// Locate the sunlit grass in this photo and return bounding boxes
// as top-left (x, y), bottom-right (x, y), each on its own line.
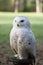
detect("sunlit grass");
top-left (0, 12), bottom-right (43, 44)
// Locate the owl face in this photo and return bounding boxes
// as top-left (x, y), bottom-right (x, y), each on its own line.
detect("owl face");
top-left (13, 16), bottom-right (30, 28)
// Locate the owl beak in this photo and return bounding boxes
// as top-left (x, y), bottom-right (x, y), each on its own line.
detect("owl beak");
top-left (17, 24), bottom-right (19, 27)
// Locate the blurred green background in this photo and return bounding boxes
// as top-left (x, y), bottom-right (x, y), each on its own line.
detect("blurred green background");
top-left (0, 0), bottom-right (43, 12)
top-left (0, 0), bottom-right (43, 45)
top-left (0, 12), bottom-right (43, 45)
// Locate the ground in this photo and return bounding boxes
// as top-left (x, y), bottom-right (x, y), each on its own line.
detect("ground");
top-left (36, 44), bottom-right (43, 65)
top-left (0, 44), bottom-right (43, 65)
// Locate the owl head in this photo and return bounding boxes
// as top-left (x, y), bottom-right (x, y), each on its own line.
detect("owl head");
top-left (13, 16), bottom-right (30, 28)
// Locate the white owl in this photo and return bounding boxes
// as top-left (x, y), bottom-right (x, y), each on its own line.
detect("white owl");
top-left (10, 16), bottom-right (36, 64)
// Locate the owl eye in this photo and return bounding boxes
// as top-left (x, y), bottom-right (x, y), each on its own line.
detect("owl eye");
top-left (20, 20), bottom-right (24, 22)
top-left (15, 20), bottom-right (16, 22)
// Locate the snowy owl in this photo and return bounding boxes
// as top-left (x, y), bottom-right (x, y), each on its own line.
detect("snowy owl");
top-left (10, 16), bottom-right (36, 64)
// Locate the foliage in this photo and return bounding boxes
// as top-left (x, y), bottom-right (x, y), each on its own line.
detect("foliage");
top-left (42, 4), bottom-right (43, 11)
top-left (26, 4), bottom-right (36, 12)
top-left (0, 0), bottom-right (14, 12)
top-left (0, 0), bottom-right (43, 12)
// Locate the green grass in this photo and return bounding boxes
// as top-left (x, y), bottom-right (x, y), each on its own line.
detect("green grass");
top-left (0, 12), bottom-right (43, 44)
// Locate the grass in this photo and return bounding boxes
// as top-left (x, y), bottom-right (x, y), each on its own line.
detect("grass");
top-left (0, 12), bottom-right (43, 45)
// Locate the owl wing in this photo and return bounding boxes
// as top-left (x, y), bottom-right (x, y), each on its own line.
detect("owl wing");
top-left (10, 28), bottom-right (18, 54)
top-left (27, 29), bottom-right (36, 57)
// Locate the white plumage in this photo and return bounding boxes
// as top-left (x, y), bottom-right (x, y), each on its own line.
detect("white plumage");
top-left (10, 16), bottom-right (36, 61)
